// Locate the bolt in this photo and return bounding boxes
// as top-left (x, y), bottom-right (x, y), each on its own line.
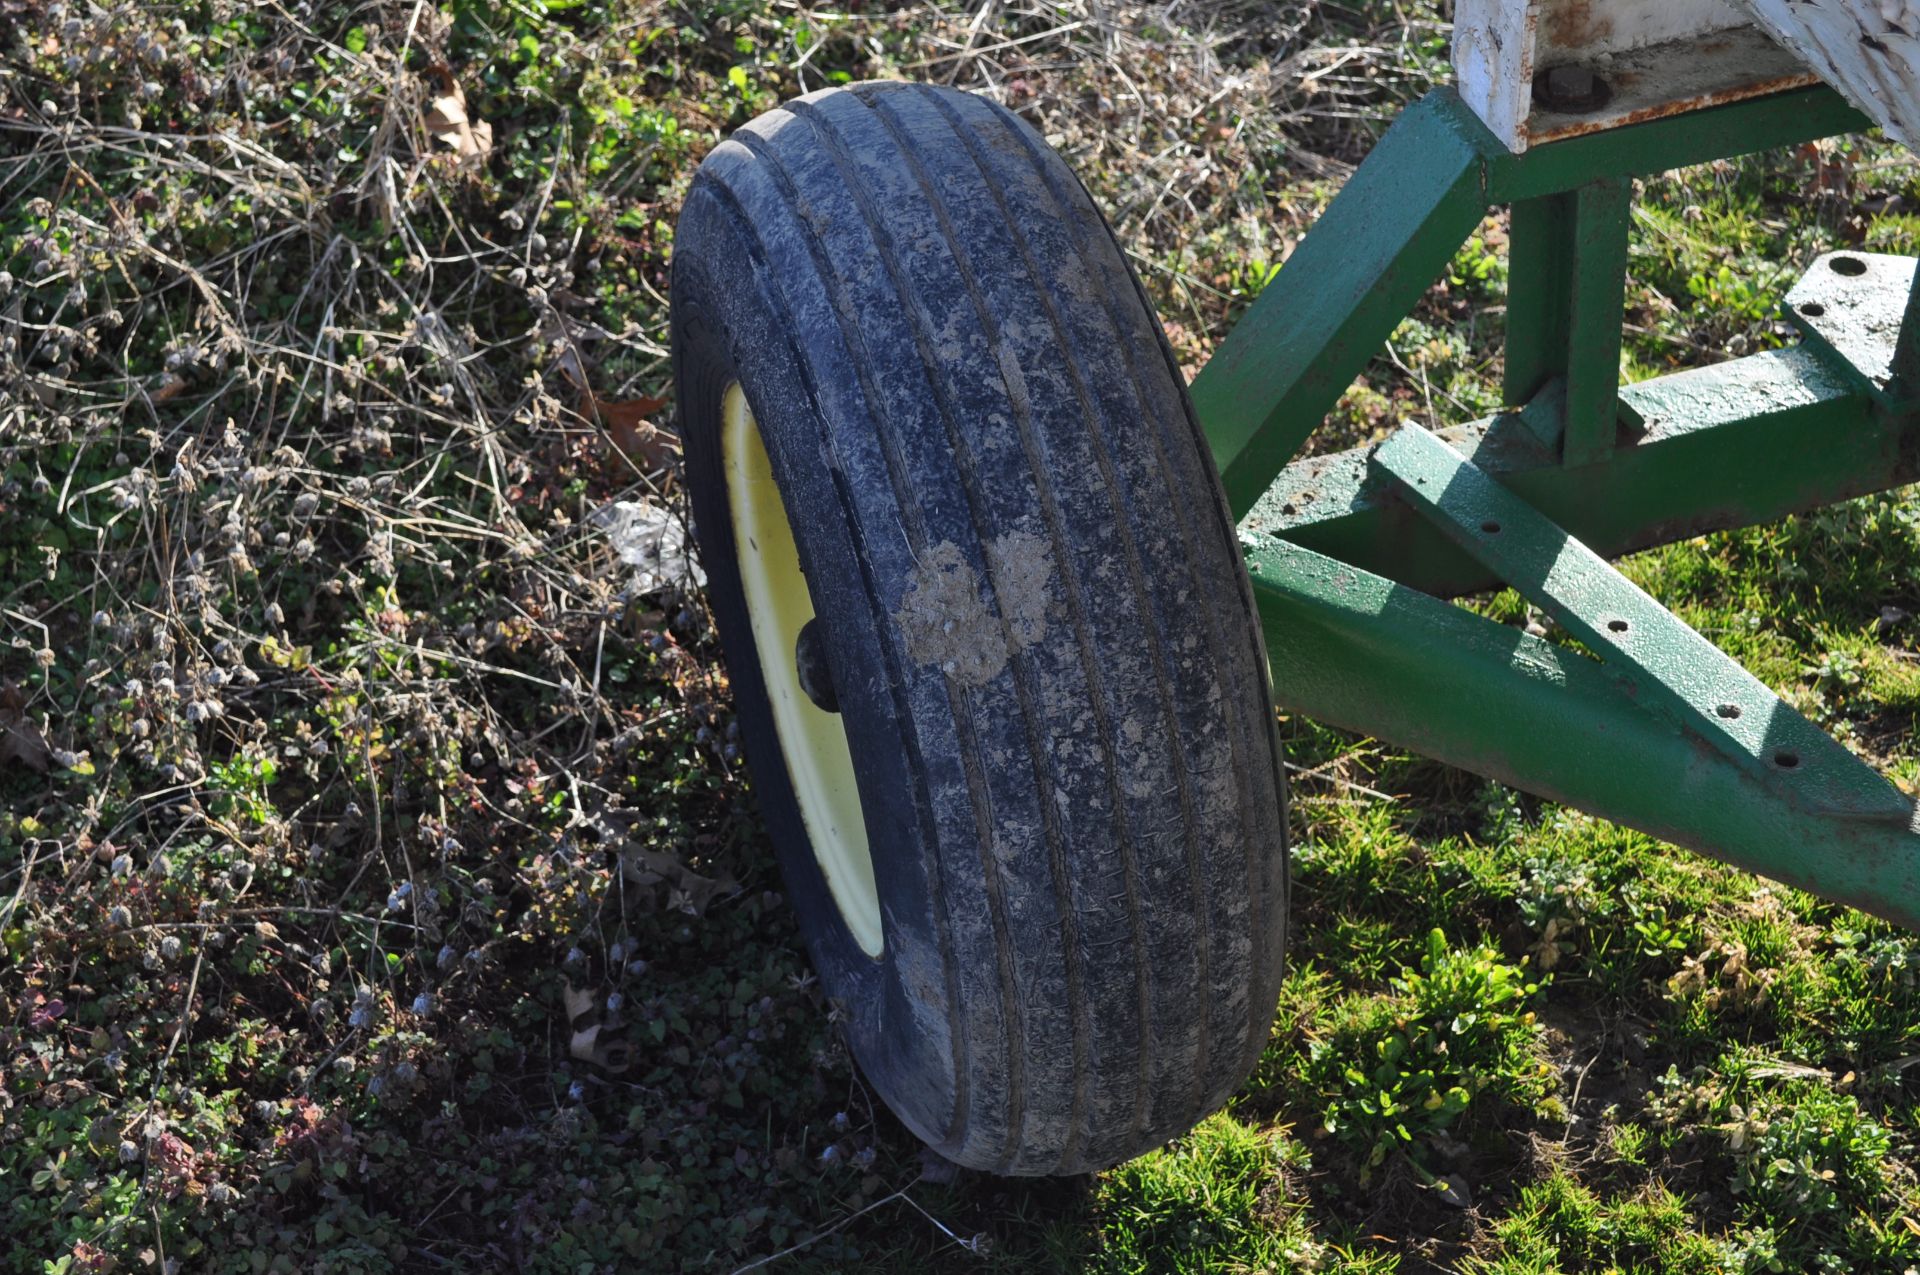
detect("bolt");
top-left (1532, 64), bottom-right (1612, 115)
top-left (795, 618), bottom-right (840, 714)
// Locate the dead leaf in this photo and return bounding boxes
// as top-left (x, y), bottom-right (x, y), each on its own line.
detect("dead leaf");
top-left (28, 994), bottom-right (64, 1029)
top-left (619, 846), bottom-right (732, 916)
top-left (619, 848), bottom-right (679, 890)
top-left (0, 681), bottom-right (50, 774)
top-left (587, 391), bottom-right (677, 471)
top-left (562, 982), bottom-right (632, 1072)
top-left (533, 308), bottom-right (676, 469)
top-left (422, 68), bottom-right (492, 163)
top-left (1796, 140), bottom-right (1852, 197)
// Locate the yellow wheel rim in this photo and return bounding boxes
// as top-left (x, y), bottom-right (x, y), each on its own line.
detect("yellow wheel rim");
top-left (722, 383), bottom-right (883, 957)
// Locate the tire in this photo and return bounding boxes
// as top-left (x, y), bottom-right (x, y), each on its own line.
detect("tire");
top-left (670, 81), bottom-right (1287, 1176)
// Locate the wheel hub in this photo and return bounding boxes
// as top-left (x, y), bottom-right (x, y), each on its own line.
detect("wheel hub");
top-left (794, 618), bottom-right (840, 714)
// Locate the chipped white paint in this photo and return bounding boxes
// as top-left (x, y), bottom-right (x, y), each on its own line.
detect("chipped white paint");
top-left (1454, 0), bottom-right (1831, 152)
top-left (1741, 0), bottom-right (1920, 148)
top-left (1535, 0), bottom-right (1751, 61)
top-left (1455, 0), bottom-right (1537, 154)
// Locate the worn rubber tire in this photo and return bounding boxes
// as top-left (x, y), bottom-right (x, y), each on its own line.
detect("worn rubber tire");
top-left (671, 81), bottom-right (1287, 1176)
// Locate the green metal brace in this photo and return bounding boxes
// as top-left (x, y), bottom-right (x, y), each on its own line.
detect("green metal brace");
top-left (1201, 83), bottom-right (1920, 928)
top-left (1195, 84), bottom-right (1869, 516)
top-left (1505, 179), bottom-right (1632, 465)
top-left (1369, 423), bottom-right (1909, 825)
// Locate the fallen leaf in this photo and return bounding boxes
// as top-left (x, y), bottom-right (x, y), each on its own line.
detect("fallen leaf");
top-left (562, 982), bottom-right (632, 1072)
top-left (422, 68), bottom-right (492, 163)
top-left (619, 846), bottom-right (732, 916)
top-left (533, 308), bottom-right (675, 467)
top-left (0, 681), bottom-right (50, 774)
top-left (28, 995), bottom-right (64, 1029)
top-left (1795, 140), bottom-right (1852, 197)
top-left (155, 1132), bottom-right (193, 1168)
top-left (69, 1242), bottom-right (110, 1275)
top-left (587, 391), bottom-right (677, 471)
top-left (619, 848), bottom-right (680, 890)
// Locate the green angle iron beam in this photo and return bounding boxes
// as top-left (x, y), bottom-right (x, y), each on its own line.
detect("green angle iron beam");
top-left (1204, 81), bottom-right (1920, 928)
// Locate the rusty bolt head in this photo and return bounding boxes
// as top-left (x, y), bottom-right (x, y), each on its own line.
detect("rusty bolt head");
top-left (1532, 64), bottom-right (1612, 115)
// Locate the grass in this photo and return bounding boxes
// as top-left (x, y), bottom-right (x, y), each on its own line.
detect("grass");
top-left (2, 1), bottom-right (1920, 1272)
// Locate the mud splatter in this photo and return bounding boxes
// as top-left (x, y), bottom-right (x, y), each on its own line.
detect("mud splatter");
top-left (985, 529), bottom-right (1055, 650)
top-left (895, 534), bottom-right (1057, 687)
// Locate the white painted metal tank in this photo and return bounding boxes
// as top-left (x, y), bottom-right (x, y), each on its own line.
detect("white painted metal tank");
top-left (1455, 0), bottom-right (1920, 150)
top-left (1744, 0), bottom-right (1920, 147)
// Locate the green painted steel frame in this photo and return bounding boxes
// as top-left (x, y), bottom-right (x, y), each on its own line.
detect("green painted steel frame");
top-left (1200, 81), bottom-right (1920, 928)
top-left (1196, 83), bottom-right (1869, 516)
top-left (1247, 539), bottom-right (1920, 927)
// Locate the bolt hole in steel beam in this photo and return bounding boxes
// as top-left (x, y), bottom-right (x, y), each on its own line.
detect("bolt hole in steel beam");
top-left (1367, 423), bottom-right (1914, 820)
top-left (1481, 520), bottom-right (1502, 534)
top-left (1718, 703), bottom-right (1743, 720)
top-left (1785, 251), bottom-right (1920, 409)
top-left (1248, 537), bottom-right (1920, 929)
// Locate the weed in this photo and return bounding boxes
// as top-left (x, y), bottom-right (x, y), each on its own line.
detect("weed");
top-left (1305, 929), bottom-right (1555, 1177)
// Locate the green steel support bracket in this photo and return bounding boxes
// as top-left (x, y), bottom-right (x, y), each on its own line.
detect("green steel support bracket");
top-left (1504, 181), bottom-right (1632, 465)
top-left (1368, 423), bottom-right (1910, 821)
top-left (1199, 83), bottom-right (1868, 520)
top-left (1244, 246), bottom-right (1920, 595)
top-left (1482, 86), bottom-right (1868, 204)
top-left (1786, 251), bottom-right (1920, 412)
top-left (1193, 92), bottom-right (1492, 516)
top-left (1204, 79), bottom-right (1912, 923)
top-left (1247, 539), bottom-right (1920, 931)
top-left (1503, 196), bottom-right (1575, 410)
top-left (1244, 343), bottom-right (1920, 598)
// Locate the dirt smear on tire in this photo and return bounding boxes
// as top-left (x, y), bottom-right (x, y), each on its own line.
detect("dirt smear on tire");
top-left (895, 532), bottom-right (1056, 686)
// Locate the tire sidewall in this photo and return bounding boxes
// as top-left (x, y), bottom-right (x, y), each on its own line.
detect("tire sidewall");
top-left (672, 192), bottom-right (963, 1146)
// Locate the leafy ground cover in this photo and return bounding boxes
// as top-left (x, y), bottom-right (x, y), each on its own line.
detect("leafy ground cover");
top-left (2, 1), bottom-right (1919, 1272)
